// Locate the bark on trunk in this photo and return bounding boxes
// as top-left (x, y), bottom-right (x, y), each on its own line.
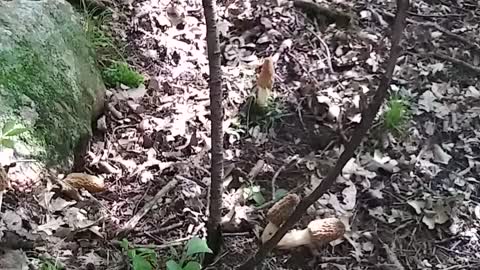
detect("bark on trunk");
top-left (202, 0), bottom-right (224, 263)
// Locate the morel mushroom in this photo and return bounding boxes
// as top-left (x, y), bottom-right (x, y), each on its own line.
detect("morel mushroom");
top-left (256, 57), bottom-right (274, 107)
top-left (63, 173), bottom-right (106, 193)
top-left (261, 193), bottom-right (300, 243)
top-left (277, 217), bottom-right (345, 249)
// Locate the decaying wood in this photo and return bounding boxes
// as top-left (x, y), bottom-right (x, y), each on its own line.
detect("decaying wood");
top-left (116, 178), bottom-right (178, 237)
top-left (237, 0), bottom-right (409, 268)
top-left (293, 0), bottom-right (352, 28)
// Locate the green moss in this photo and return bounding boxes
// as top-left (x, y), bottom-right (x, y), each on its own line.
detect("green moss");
top-left (238, 96), bottom-right (286, 134)
top-left (0, 0), bottom-right (106, 168)
top-left (79, 10), bottom-right (143, 89)
top-left (103, 61), bottom-right (144, 88)
top-left (0, 43), bottom-right (91, 165)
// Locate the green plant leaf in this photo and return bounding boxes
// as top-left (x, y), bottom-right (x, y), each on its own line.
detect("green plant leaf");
top-left (132, 256), bottom-right (153, 270)
top-left (183, 261), bottom-right (202, 270)
top-left (40, 258), bottom-right (64, 270)
top-left (252, 191), bottom-right (266, 205)
top-left (137, 248), bottom-right (156, 257)
top-left (1, 120), bottom-right (15, 135)
top-left (243, 186), bottom-right (254, 200)
top-left (0, 138), bottom-right (15, 149)
top-left (4, 127), bottom-right (28, 137)
top-left (166, 260), bottom-right (183, 270)
top-left (185, 237), bottom-right (213, 257)
top-left (274, 189), bottom-right (288, 201)
top-left (127, 248), bottom-right (136, 259)
top-left (120, 238), bottom-right (129, 251)
top-left (169, 246), bottom-right (179, 260)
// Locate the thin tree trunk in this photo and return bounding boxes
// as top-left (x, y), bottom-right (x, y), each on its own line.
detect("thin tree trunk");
top-left (202, 0), bottom-right (224, 263)
top-left (237, 0), bottom-right (409, 268)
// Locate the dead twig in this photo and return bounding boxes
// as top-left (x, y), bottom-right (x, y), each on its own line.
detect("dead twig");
top-left (428, 52), bottom-right (480, 74)
top-left (255, 183), bottom-right (307, 211)
top-left (383, 10), bottom-right (480, 54)
top-left (116, 178), bottom-right (178, 237)
top-left (247, 160), bottom-right (266, 182)
top-left (419, 21), bottom-right (480, 53)
top-left (305, 27), bottom-right (334, 73)
top-left (271, 155), bottom-right (300, 197)
top-left (112, 236), bottom-right (191, 250)
top-left (383, 243), bottom-right (405, 270)
top-left (237, 0), bottom-right (409, 268)
top-left (407, 12), bottom-right (465, 18)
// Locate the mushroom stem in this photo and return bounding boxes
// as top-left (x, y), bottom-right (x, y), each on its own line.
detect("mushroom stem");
top-left (275, 218), bottom-right (346, 250)
top-left (261, 222), bottom-right (279, 243)
top-left (260, 193), bottom-right (300, 243)
top-left (277, 228), bottom-right (311, 249)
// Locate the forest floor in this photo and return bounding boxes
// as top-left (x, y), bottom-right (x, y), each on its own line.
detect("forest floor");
top-left (6, 0), bottom-right (480, 269)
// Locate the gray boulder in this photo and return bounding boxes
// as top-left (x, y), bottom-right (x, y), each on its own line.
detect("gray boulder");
top-left (0, 0), bottom-right (105, 185)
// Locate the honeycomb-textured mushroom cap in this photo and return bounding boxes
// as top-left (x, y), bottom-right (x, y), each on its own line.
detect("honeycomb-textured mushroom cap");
top-left (307, 217), bottom-right (345, 243)
top-left (63, 173), bottom-right (106, 193)
top-left (277, 217), bottom-right (346, 249)
top-left (266, 193), bottom-right (300, 226)
top-left (257, 57), bottom-right (275, 90)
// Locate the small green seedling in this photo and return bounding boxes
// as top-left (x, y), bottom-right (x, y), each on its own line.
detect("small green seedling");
top-left (0, 120), bottom-right (28, 149)
top-left (383, 95), bottom-right (411, 135)
top-left (103, 61), bottom-right (144, 88)
top-left (273, 188), bottom-right (288, 201)
top-left (40, 258), bottom-right (64, 270)
top-left (121, 239), bottom-right (158, 270)
top-left (241, 95), bottom-right (286, 134)
top-left (243, 184), bottom-right (266, 206)
top-left (166, 237), bottom-right (213, 270)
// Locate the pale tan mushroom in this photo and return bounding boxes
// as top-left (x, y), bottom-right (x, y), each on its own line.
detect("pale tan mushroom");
top-left (261, 193), bottom-right (300, 243)
top-left (277, 217), bottom-right (345, 249)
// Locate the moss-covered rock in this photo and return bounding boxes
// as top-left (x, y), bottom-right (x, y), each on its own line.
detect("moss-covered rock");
top-left (0, 0), bottom-right (105, 183)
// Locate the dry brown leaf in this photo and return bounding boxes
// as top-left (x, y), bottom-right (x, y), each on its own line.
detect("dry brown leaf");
top-left (0, 166), bottom-right (11, 192)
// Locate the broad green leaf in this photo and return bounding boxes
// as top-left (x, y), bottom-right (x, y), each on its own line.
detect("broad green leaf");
top-left (252, 192), bottom-right (266, 205)
top-left (251, 185), bottom-right (261, 193)
top-left (0, 138), bottom-right (15, 149)
top-left (185, 237), bottom-right (213, 257)
top-left (166, 260), bottom-right (183, 270)
top-left (137, 248), bottom-right (156, 257)
top-left (120, 238), bottom-right (129, 251)
top-left (127, 248), bottom-right (136, 259)
top-left (183, 261), bottom-right (202, 270)
top-left (274, 189), bottom-right (288, 200)
top-left (132, 256), bottom-right (153, 270)
top-left (1, 121), bottom-right (16, 134)
top-left (243, 187), bottom-right (254, 199)
top-left (4, 127), bottom-right (28, 137)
